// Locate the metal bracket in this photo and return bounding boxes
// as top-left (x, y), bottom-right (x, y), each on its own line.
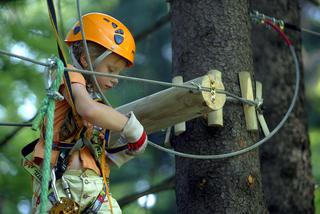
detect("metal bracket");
top-left (201, 70), bottom-right (226, 111)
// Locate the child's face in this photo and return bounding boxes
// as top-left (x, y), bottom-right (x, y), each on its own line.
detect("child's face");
top-left (94, 53), bottom-right (127, 91)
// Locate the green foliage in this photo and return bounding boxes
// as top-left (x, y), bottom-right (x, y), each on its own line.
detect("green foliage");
top-left (0, 0), bottom-right (319, 213)
top-left (310, 129), bottom-right (320, 213)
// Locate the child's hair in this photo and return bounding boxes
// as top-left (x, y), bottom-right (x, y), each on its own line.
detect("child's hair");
top-left (71, 41), bottom-right (106, 68)
top-left (71, 41), bottom-right (107, 84)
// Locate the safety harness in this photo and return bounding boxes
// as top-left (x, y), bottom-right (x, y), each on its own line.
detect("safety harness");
top-left (22, 91), bottom-right (114, 213)
top-left (21, 2), bottom-right (131, 213)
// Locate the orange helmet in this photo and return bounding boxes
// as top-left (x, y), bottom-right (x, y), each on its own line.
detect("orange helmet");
top-left (65, 12), bottom-right (136, 67)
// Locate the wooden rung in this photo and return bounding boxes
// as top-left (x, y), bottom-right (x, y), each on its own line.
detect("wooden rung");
top-left (172, 76), bottom-right (186, 136)
top-left (256, 81), bottom-right (270, 136)
top-left (164, 127), bottom-right (172, 148)
top-left (239, 71), bottom-right (258, 131)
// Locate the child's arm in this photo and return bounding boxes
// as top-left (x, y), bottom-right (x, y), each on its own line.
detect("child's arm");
top-left (63, 83), bottom-right (128, 132)
top-left (62, 82), bottom-right (148, 163)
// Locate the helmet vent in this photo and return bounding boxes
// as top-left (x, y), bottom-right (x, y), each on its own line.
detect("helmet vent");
top-left (112, 22), bottom-right (118, 28)
top-left (115, 29), bottom-right (124, 35)
top-left (73, 26), bottom-right (81, 35)
top-left (114, 34), bottom-right (124, 45)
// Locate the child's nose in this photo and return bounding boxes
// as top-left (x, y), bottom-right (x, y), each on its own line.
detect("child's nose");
top-left (111, 78), bottom-right (118, 85)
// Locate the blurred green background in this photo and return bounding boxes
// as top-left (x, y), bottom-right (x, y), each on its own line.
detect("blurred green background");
top-left (0, 0), bottom-right (319, 213)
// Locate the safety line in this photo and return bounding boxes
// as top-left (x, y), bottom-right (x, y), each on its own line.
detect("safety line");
top-left (0, 49), bottom-right (50, 67)
top-left (0, 17), bottom-right (300, 161)
top-left (76, 0), bottom-right (112, 107)
top-left (146, 18), bottom-right (300, 159)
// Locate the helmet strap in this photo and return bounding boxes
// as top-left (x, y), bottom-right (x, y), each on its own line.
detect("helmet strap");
top-left (93, 50), bottom-right (112, 69)
top-left (69, 45), bottom-right (113, 97)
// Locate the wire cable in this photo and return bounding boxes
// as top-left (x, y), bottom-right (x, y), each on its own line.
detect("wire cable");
top-left (251, 10), bottom-right (320, 38)
top-left (0, 47), bottom-right (260, 119)
top-left (76, 0), bottom-right (112, 106)
top-left (0, 15), bottom-right (300, 161)
top-left (0, 122), bottom-right (33, 127)
top-left (0, 49), bottom-right (50, 67)
top-left (147, 19), bottom-right (300, 159)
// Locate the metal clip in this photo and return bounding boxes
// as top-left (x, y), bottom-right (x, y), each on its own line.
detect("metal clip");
top-left (45, 57), bottom-right (57, 90)
top-left (47, 90), bottom-right (64, 101)
top-left (61, 176), bottom-right (72, 199)
top-left (51, 169), bottom-right (61, 204)
top-left (189, 81), bottom-right (202, 92)
top-left (255, 97), bottom-right (264, 114)
top-left (279, 20), bottom-right (285, 30)
top-left (49, 170), bottom-right (80, 213)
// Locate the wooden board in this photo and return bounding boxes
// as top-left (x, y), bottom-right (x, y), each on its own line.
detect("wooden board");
top-left (238, 71), bottom-right (258, 131)
top-left (109, 72), bottom-right (226, 147)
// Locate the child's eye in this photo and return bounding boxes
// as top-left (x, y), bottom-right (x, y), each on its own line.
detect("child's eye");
top-left (108, 67), bottom-right (114, 73)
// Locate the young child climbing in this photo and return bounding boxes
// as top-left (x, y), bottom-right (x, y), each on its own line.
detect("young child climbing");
top-left (30, 12), bottom-right (148, 213)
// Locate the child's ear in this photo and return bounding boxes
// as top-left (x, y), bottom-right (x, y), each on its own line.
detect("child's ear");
top-left (80, 53), bottom-right (88, 69)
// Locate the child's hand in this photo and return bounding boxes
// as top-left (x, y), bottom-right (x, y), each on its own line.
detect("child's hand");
top-left (121, 111), bottom-right (148, 155)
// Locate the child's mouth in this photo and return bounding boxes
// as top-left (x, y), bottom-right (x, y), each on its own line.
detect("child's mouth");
top-left (105, 84), bottom-right (113, 89)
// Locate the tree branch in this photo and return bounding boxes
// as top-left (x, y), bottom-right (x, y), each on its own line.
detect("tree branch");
top-left (0, 117), bottom-right (35, 148)
top-left (306, 0), bottom-right (320, 5)
top-left (135, 13), bottom-right (171, 42)
top-left (118, 176), bottom-right (175, 207)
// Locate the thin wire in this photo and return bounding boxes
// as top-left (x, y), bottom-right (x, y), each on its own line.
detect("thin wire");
top-left (251, 10), bottom-right (320, 38)
top-left (76, 0), bottom-right (112, 106)
top-left (0, 49), bottom-right (50, 67)
top-left (301, 27), bottom-right (320, 37)
top-left (0, 13), bottom-right (300, 161)
top-left (147, 21), bottom-right (300, 159)
top-left (65, 66), bottom-right (212, 92)
top-left (217, 89), bottom-right (257, 106)
top-left (148, 45), bottom-right (299, 159)
top-left (66, 67), bottom-right (257, 106)
top-left (0, 48), bottom-right (259, 108)
top-left (0, 122), bottom-right (32, 127)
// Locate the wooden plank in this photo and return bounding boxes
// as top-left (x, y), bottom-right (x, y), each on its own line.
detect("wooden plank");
top-left (109, 72), bottom-right (226, 147)
top-left (238, 71), bottom-right (258, 131)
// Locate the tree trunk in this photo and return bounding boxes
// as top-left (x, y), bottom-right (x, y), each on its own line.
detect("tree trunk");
top-left (170, 0), bottom-right (267, 213)
top-left (250, 0), bottom-right (315, 213)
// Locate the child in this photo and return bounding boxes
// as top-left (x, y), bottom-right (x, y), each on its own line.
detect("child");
top-left (30, 12), bottom-right (148, 213)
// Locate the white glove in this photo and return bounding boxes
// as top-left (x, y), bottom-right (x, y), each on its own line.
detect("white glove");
top-left (106, 112), bottom-right (148, 168)
top-left (121, 111), bottom-right (148, 156)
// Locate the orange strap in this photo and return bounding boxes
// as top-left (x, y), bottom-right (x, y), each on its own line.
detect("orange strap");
top-left (101, 131), bottom-right (114, 213)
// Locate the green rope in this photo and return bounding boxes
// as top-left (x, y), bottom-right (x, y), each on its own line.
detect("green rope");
top-left (32, 58), bottom-right (64, 213)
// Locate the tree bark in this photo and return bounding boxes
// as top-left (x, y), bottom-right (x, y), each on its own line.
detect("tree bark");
top-left (250, 0), bottom-right (315, 213)
top-left (170, 0), bottom-right (267, 213)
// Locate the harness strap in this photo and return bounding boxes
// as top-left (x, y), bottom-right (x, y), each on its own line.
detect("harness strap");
top-left (82, 186), bottom-right (108, 214)
top-left (101, 130), bottom-right (113, 211)
top-left (47, 0), bottom-right (82, 129)
top-left (21, 139), bottom-right (109, 214)
top-left (21, 139), bottom-right (43, 183)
